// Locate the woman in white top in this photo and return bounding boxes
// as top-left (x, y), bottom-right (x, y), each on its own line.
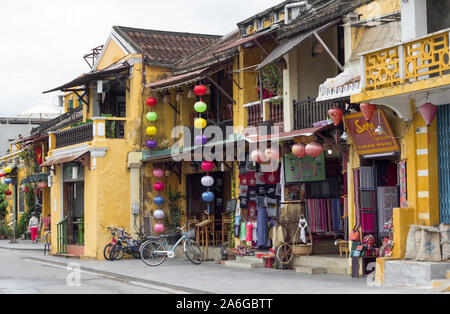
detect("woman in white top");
top-left (28, 212), bottom-right (39, 244)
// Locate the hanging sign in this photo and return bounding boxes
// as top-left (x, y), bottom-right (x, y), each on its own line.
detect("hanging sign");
top-left (344, 109), bottom-right (400, 156)
top-left (283, 153), bottom-right (326, 183)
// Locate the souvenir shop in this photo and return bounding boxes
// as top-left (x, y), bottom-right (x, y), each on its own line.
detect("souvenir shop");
top-left (344, 105), bottom-right (402, 261)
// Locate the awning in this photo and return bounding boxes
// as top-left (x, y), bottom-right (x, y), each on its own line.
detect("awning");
top-left (256, 19), bottom-right (341, 70)
top-left (214, 26), bottom-right (278, 54)
top-left (40, 151), bottom-right (90, 167)
top-left (43, 61), bottom-right (130, 94)
top-left (20, 172), bottom-right (50, 185)
top-left (245, 125), bottom-right (332, 143)
top-left (316, 64), bottom-right (361, 102)
top-left (147, 68), bottom-right (207, 90)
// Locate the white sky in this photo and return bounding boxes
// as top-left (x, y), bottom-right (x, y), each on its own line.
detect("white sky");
top-left (0, 0), bottom-right (282, 117)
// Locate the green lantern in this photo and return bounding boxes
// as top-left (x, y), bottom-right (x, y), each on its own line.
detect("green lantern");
top-left (146, 112), bottom-right (158, 122)
top-left (194, 101), bottom-right (208, 113)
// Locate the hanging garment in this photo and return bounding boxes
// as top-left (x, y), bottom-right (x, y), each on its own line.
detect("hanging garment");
top-left (298, 218), bottom-right (308, 244)
top-left (240, 221), bottom-right (247, 241)
top-left (246, 222), bottom-right (254, 243)
top-left (256, 207), bottom-right (269, 247)
top-left (360, 166), bottom-right (375, 190)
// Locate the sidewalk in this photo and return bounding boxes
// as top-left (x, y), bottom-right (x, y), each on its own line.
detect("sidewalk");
top-left (23, 252), bottom-right (435, 294)
top-left (0, 239), bottom-right (45, 251)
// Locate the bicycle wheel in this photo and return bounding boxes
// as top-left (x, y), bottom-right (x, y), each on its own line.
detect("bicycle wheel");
top-left (184, 240), bottom-right (203, 265)
top-left (110, 244), bottom-right (124, 261)
top-left (140, 240), bottom-right (167, 267)
top-left (103, 244), bottom-right (114, 261)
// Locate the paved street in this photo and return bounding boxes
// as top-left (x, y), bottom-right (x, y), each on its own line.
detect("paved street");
top-left (0, 247), bottom-right (437, 294)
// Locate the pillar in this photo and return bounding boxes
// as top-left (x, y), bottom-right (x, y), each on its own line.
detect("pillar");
top-left (128, 152), bottom-right (143, 238)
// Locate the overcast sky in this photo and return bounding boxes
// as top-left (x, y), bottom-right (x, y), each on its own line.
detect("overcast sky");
top-left (0, 0), bottom-right (282, 117)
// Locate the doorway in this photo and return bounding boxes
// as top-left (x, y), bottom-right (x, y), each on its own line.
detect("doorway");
top-left (63, 180), bottom-right (85, 245)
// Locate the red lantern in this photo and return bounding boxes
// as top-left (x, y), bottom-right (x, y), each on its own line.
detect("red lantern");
top-left (38, 182), bottom-right (48, 190)
top-left (154, 182), bottom-right (165, 192)
top-left (154, 223), bottom-right (165, 233)
top-left (0, 172), bottom-right (4, 178)
top-left (360, 103), bottom-right (376, 122)
top-left (22, 186), bottom-right (30, 193)
top-left (194, 85), bottom-right (207, 96)
top-left (4, 190), bottom-right (12, 196)
top-left (146, 97), bottom-right (157, 107)
top-left (305, 142), bottom-right (323, 158)
top-left (292, 144), bottom-right (306, 158)
top-left (329, 107), bottom-right (343, 126)
top-left (201, 161), bottom-right (214, 172)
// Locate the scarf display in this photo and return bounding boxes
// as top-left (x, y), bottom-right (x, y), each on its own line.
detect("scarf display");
top-left (305, 198), bottom-right (343, 233)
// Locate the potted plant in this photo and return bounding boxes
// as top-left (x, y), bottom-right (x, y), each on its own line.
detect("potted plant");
top-left (0, 225), bottom-right (6, 240)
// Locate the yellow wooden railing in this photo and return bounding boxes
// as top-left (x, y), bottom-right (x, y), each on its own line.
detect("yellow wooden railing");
top-left (362, 28), bottom-right (450, 91)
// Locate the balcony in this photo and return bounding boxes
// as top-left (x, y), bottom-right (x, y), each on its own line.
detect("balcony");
top-left (361, 28), bottom-right (450, 91)
top-left (293, 97), bottom-right (346, 131)
top-left (245, 96), bottom-right (284, 128)
top-left (54, 118), bottom-right (126, 149)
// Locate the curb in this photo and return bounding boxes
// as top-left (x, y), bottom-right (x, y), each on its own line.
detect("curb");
top-left (25, 257), bottom-right (211, 294)
top-left (0, 245), bottom-right (45, 252)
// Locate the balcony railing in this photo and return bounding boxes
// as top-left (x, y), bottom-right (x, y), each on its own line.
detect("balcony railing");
top-left (293, 97), bottom-right (346, 131)
top-left (361, 28), bottom-right (450, 91)
top-left (55, 123), bottom-right (93, 149)
top-left (31, 106), bottom-right (83, 135)
top-left (245, 96), bottom-right (284, 127)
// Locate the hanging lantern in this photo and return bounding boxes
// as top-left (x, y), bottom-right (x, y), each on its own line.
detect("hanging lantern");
top-left (202, 191), bottom-right (215, 203)
top-left (38, 182), bottom-right (48, 189)
top-left (305, 142), bottom-right (323, 158)
top-left (201, 161), bottom-right (214, 172)
top-left (360, 103), bottom-right (376, 122)
top-left (194, 101), bottom-right (208, 113)
top-left (146, 97), bottom-right (158, 107)
top-left (163, 91), bottom-right (171, 103)
top-left (201, 176), bottom-right (215, 187)
top-left (165, 170), bottom-right (171, 177)
top-left (153, 168), bottom-right (165, 178)
top-left (146, 126), bottom-right (158, 136)
top-left (154, 196), bottom-right (165, 206)
top-left (195, 135), bottom-right (208, 146)
top-left (265, 148), bottom-right (280, 161)
top-left (154, 182), bottom-right (165, 192)
top-left (292, 143), bottom-right (306, 158)
top-left (3, 167), bottom-right (12, 174)
top-left (154, 223), bottom-right (165, 233)
top-left (154, 209), bottom-right (165, 220)
top-left (0, 172), bottom-right (4, 178)
top-left (4, 178), bottom-right (12, 185)
top-left (250, 149), bottom-right (264, 163)
top-left (146, 140), bottom-right (158, 149)
top-left (187, 88), bottom-right (196, 99)
top-left (4, 190), bottom-right (12, 196)
top-left (146, 112), bottom-right (158, 122)
top-left (328, 107), bottom-right (344, 126)
top-left (194, 85), bottom-right (207, 96)
top-left (419, 102), bottom-right (438, 127)
top-left (194, 118), bottom-right (207, 129)
top-left (22, 186), bottom-right (30, 193)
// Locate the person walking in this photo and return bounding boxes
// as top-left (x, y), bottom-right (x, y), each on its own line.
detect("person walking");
top-left (28, 212), bottom-right (39, 244)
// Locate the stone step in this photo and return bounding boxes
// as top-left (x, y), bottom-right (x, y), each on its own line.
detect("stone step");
top-left (293, 256), bottom-right (350, 275)
top-left (224, 255), bottom-right (264, 270)
top-left (447, 270), bottom-right (450, 280)
top-left (295, 265), bottom-right (327, 274)
top-left (431, 280), bottom-right (450, 293)
top-left (383, 261), bottom-right (450, 287)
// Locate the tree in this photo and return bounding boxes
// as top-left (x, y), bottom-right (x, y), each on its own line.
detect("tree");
top-left (165, 186), bottom-right (185, 232)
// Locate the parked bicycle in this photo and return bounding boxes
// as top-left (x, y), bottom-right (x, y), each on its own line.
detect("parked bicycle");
top-left (140, 223), bottom-right (203, 266)
top-left (110, 229), bottom-right (145, 260)
top-left (103, 227), bottom-right (123, 261)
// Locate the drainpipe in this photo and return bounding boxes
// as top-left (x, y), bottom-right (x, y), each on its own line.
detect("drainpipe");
top-left (285, 1), bottom-right (311, 25)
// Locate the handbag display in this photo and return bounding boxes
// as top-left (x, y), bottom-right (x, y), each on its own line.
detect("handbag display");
top-left (349, 226), bottom-right (361, 242)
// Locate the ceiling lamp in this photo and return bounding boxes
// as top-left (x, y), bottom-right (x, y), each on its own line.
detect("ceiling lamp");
top-left (163, 91), bottom-right (171, 104)
top-left (374, 106), bottom-right (384, 135)
top-left (176, 88), bottom-right (184, 102)
top-left (187, 87), bottom-right (196, 99)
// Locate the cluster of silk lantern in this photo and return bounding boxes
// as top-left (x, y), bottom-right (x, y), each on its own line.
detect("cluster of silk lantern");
top-left (201, 161), bottom-right (215, 214)
top-left (328, 107), bottom-right (344, 144)
top-left (194, 85), bottom-right (209, 146)
top-left (250, 148), bottom-right (280, 164)
top-left (1, 167), bottom-right (13, 197)
top-left (145, 97), bottom-right (158, 150)
top-left (153, 168), bottom-right (166, 234)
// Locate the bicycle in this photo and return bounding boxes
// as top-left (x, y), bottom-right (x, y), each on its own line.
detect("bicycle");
top-left (103, 227), bottom-right (124, 261)
top-left (44, 231), bottom-right (51, 256)
top-left (111, 230), bottom-right (145, 260)
top-left (140, 223), bottom-right (203, 267)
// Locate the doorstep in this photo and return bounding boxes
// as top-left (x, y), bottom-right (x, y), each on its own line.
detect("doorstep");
top-left (293, 255), bottom-right (351, 275)
top-left (223, 255), bottom-right (265, 270)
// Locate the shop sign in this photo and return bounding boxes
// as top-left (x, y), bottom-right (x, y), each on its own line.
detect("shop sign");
top-left (344, 109), bottom-right (399, 156)
top-left (284, 153), bottom-right (326, 183)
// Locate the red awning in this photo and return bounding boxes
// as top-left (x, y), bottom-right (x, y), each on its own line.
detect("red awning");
top-left (40, 151), bottom-right (90, 168)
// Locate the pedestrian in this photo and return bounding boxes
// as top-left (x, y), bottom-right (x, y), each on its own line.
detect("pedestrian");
top-left (28, 212), bottom-right (39, 244)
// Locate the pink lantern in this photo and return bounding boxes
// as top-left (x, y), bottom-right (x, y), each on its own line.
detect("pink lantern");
top-left (4, 190), bottom-right (12, 196)
top-left (250, 150), bottom-right (263, 163)
top-left (22, 186), bottom-right (30, 193)
top-left (38, 182), bottom-right (48, 190)
top-left (154, 223), bottom-right (165, 233)
top-left (201, 161), bottom-right (214, 172)
top-left (360, 103), bottom-right (376, 122)
top-left (418, 102), bottom-right (438, 127)
top-left (292, 143), bottom-right (306, 158)
top-left (305, 142), bottom-right (323, 158)
top-left (0, 172), bottom-right (4, 178)
top-left (265, 148), bottom-right (280, 161)
top-left (154, 182), bottom-right (165, 192)
top-left (153, 168), bottom-right (165, 178)
top-left (328, 107), bottom-right (344, 126)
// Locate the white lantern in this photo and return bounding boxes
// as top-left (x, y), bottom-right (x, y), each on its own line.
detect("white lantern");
top-left (201, 176), bottom-right (214, 187)
top-left (154, 209), bottom-right (165, 220)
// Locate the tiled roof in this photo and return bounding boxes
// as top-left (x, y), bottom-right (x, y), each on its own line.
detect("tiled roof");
top-left (278, 0), bottom-right (372, 40)
top-left (113, 26), bottom-right (221, 67)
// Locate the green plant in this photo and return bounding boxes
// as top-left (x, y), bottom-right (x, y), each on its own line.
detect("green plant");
top-left (260, 64), bottom-right (283, 97)
top-left (165, 186), bottom-right (185, 232)
top-left (0, 184), bottom-right (9, 223)
top-left (15, 188), bottom-right (38, 237)
top-left (228, 211), bottom-right (236, 249)
top-left (20, 148), bottom-right (38, 174)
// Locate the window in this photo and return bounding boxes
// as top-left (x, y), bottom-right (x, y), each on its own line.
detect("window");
top-left (18, 190), bottom-right (24, 214)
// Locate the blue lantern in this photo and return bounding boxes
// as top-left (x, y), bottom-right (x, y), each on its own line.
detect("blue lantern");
top-left (202, 191), bottom-right (215, 203)
top-left (4, 178), bottom-right (12, 185)
top-left (154, 196), bottom-right (165, 206)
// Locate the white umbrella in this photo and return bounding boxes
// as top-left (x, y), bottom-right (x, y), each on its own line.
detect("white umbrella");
top-left (18, 105), bottom-right (61, 122)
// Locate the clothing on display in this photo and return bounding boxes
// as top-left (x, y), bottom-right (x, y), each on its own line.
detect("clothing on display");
top-left (256, 207), bottom-right (269, 247)
top-left (305, 198), bottom-right (343, 233)
top-left (360, 166), bottom-right (375, 190)
top-left (246, 222), bottom-right (254, 242)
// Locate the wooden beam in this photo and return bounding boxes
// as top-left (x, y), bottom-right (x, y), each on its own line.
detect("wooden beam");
top-left (312, 32), bottom-right (344, 72)
top-left (205, 75), bottom-right (236, 105)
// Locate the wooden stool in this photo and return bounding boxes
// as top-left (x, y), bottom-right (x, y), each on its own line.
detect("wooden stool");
top-left (337, 240), bottom-right (350, 258)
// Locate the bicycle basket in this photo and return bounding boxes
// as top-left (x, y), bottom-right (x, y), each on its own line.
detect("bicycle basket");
top-left (185, 229), bottom-right (196, 240)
